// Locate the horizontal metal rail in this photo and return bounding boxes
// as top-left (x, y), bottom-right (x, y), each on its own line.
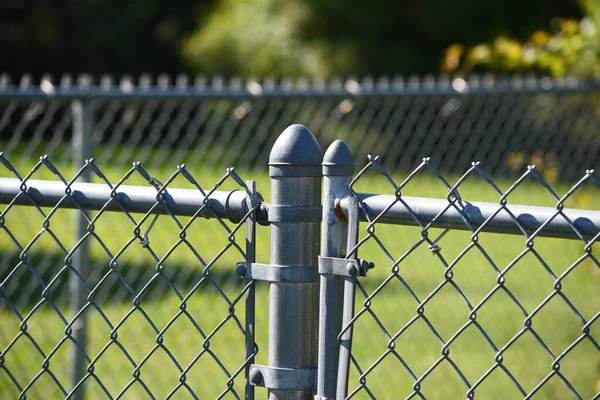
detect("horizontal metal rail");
top-left (341, 193), bottom-right (600, 241)
top-left (1, 77), bottom-right (599, 102)
top-left (3, 178), bottom-right (598, 240)
top-left (0, 178), bottom-right (267, 223)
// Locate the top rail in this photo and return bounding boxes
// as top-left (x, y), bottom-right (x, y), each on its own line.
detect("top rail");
top-left (2, 178), bottom-right (599, 240)
top-left (1, 76), bottom-right (600, 102)
top-left (340, 193), bottom-right (600, 241)
top-left (0, 178), bottom-right (266, 223)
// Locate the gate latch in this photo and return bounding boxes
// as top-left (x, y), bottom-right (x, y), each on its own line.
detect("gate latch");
top-left (318, 256), bottom-right (374, 278)
top-left (248, 364), bottom-right (317, 390)
top-left (235, 262), bottom-right (319, 282)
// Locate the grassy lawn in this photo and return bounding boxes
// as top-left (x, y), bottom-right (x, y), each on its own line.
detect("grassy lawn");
top-left (1, 157), bottom-right (599, 399)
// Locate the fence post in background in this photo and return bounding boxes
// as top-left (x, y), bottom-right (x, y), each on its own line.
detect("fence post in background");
top-left (266, 124), bottom-right (322, 400)
top-left (316, 141), bottom-right (354, 399)
top-left (70, 98), bottom-right (93, 400)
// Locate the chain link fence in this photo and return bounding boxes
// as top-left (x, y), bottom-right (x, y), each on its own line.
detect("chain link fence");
top-left (0, 154), bottom-right (262, 399)
top-left (336, 155), bottom-right (600, 399)
top-left (1, 72), bottom-right (600, 399)
top-left (1, 74), bottom-right (600, 180)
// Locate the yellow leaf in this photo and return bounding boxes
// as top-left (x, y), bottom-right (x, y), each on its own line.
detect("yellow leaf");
top-left (441, 44), bottom-right (465, 72)
top-left (530, 30), bottom-right (550, 46)
top-left (469, 44), bottom-right (491, 63)
top-left (560, 19), bottom-right (579, 36)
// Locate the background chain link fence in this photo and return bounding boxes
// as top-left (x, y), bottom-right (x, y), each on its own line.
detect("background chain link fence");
top-left (340, 156), bottom-right (600, 399)
top-left (1, 74), bottom-right (600, 180)
top-left (0, 154), bottom-right (262, 399)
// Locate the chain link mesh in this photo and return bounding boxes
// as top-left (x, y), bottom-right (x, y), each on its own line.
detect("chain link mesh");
top-left (341, 156), bottom-right (600, 399)
top-left (0, 154), bottom-right (260, 399)
top-left (1, 74), bottom-right (600, 180)
top-left (2, 73), bottom-right (600, 399)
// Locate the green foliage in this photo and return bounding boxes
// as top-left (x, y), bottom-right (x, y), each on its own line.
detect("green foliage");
top-left (0, 0), bottom-right (581, 77)
top-left (182, 0), bottom-right (331, 77)
top-left (443, 0), bottom-right (600, 76)
top-left (181, 0), bottom-right (580, 77)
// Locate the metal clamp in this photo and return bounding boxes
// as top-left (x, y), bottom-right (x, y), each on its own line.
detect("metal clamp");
top-left (318, 256), bottom-right (374, 278)
top-left (249, 364), bottom-right (317, 390)
top-left (265, 204), bottom-right (323, 223)
top-left (236, 262), bottom-right (319, 282)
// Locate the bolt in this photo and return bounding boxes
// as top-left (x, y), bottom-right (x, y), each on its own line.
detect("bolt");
top-left (249, 367), bottom-right (263, 385)
top-left (346, 262), bottom-right (357, 276)
top-left (358, 260), bottom-right (375, 275)
top-left (235, 263), bottom-right (247, 277)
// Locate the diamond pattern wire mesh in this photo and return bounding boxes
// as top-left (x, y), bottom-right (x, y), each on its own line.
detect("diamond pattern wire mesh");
top-left (3, 73), bottom-right (600, 399)
top-left (1, 74), bottom-right (600, 180)
top-left (0, 154), bottom-right (259, 399)
top-left (340, 156), bottom-right (600, 399)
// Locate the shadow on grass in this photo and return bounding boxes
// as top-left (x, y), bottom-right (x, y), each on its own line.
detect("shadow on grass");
top-left (0, 249), bottom-right (245, 310)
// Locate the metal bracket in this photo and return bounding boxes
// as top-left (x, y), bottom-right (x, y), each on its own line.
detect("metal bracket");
top-left (318, 256), bottom-right (374, 278)
top-left (249, 364), bottom-right (317, 390)
top-left (236, 262), bottom-right (319, 282)
top-left (265, 204), bottom-right (322, 222)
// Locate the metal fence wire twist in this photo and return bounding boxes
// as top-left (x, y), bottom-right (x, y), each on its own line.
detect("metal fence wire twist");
top-left (0, 153), bottom-right (259, 399)
top-left (337, 155), bottom-right (600, 399)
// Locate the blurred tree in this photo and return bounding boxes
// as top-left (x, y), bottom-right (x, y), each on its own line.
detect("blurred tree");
top-left (442, 0), bottom-right (599, 76)
top-left (182, 0), bottom-right (330, 77)
top-left (182, 0), bottom-right (580, 77)
top-left (0, 0), bottom-right (582, 78)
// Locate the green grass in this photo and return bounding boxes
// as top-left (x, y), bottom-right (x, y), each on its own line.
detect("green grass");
top-left (1, 158), bottom-right (599, 399)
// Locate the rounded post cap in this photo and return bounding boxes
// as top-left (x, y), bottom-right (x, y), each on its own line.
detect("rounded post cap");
top-left (322, 139), bottom-right (354, 176)
top-left (269, 124), bottom-right (322, 177)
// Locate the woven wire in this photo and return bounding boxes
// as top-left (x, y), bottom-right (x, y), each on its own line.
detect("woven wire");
top-left (340, 156), bottom-right (600, 399)
top-left (1, 74), bottom-right (600, 180)
top-left (0, 154), bottom-right (259, 399)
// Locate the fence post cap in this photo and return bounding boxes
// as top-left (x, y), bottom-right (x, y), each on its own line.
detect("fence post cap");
top-left (269, 124), bottom-right (322, 177)
top-left (322, 140), bottom-right (354, 176)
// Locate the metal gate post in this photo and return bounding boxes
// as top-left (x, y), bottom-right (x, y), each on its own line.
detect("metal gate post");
top-left (316, 141), bottom-right (354, 399)
top-left (266, 124), bottom-right (322, 400)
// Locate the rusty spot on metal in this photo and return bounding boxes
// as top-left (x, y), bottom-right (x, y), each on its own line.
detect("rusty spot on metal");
top-left (334, 199), bottom-right (348, 223)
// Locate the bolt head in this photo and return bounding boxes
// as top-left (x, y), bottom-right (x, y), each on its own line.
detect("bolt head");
top-left (236, 263), bottom-right (247, 277)
top-left (346, 262), bottom-right (357, 276)
top-left (249, 367), bottom-right (262, 385)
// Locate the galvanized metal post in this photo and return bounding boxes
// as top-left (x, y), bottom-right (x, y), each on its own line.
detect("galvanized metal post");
top-left (335, 195), bottom-right (360, 400)
top-left (245, 180), bottom-right (257, 400)
top-left (316, 141), bottom-right (354, 399)
top-left (70, 98), bottom-right (93, 400)
top-left (267, 124), bottom-right (322, 400)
